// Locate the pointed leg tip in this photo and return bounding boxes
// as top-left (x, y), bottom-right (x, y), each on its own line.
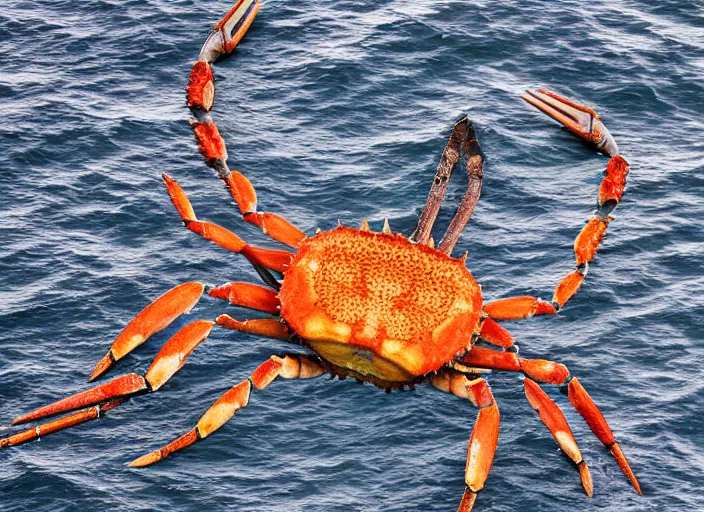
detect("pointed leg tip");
top-left (90, 352), bottom-right (114, 382)
top-left (610, 442), bottom-right (642, 495)
top-left (128, 450), bottom-right (163, 468)
top-left (11, 413), bottom-right (32, 426)
top-left (578, 461), bottom-right (594, 498)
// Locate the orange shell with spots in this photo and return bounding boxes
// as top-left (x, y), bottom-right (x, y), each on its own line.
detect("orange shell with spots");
top-left (279, 227), bottom-right (483, 380)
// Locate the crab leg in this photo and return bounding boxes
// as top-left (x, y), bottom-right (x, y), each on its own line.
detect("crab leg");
top-left (225, 171), bottom-right (307, 249)
top-left (483, 296), bottom-right (556, 321)
top-left (521, 89), bottom-right (619, 157)
top-left (163, 174), bottom-right (294, 273)
top-left (459, 347), bottom-right (641, 494)
top-left (488, 92), bottom-right (630, 316)
top-left (523, 379), bottom-right (593, 496)
top-left (90, 282), bottom-right (205, 381)
top-left (566, 377), bottom-right (642, 494)
top-left (438, 121), bottom-right (484, 255)
top-left (1, 400), bottom-right (124, 449)
top-left (484, 197), bottom-right (619, 317)
top-left (430, 372), bottom-right (500, 512)
top-left (477, 317), bottom-right (515, 348)
top-left (208, 282), bottom-right (280, 314)
top-left (487, 159), bottom-right (626, 316)
top-left (216, 314), bottom-right (291, 339)
top-left (410, 118), bottom-right (468, 245)
top-left (12, 320), bottom-right (214, 428)
top-left (186, 0), bottom-right (306, 250)
top-left (91, 281), bottom-right (278, 381)
top-left (128, 354), bottom-right (325, 467)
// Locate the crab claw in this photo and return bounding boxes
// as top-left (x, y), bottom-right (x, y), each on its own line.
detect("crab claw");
top-left (521, 89), bottom-right (619, 157)
top-left (198, 0), bottom-right (262, 62)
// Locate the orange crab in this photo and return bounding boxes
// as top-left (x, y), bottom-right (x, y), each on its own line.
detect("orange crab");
top-left (2, 2), bottom-right (638, 511)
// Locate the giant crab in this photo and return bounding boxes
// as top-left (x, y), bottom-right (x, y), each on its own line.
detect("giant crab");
top-left (1, 2), bottom-right (640, 510)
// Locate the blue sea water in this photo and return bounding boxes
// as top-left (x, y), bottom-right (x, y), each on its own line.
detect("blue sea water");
top-left (1, 1), bottom-right (703, 511)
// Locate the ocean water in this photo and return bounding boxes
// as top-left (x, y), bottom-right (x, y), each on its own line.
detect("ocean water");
top-left (1, 1), bottom-right (703, 511)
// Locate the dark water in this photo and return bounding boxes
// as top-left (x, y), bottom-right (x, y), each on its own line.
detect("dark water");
top-left (1, 1), bottom-right (703, 511)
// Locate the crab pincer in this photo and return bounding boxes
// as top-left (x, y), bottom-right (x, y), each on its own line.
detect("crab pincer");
top-left (521, 89), bottom-right (619, 157)
top-left (11, 320), bottom-right (215, 427)
top-left (198, 0), bottom-right (262, 63)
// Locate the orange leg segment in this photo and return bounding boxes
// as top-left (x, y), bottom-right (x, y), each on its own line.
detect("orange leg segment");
top-left (187, 61), bottom-right (214, 112)
top-left (224, 169), bottom-right (306, 248)
top-left (553, 270), bottom-right (585, 309)
top-left (575, 217), bottom-right (612, 267)
top-left (483, 296), bottom-right (556, 321)
top-left (191, 120), bottom-right (228, 168)
top-left (128, 354), bottom-right (324, 467)
top-left (430, 372), bottom-right (500, 512)
top-left (208, 282), bottom-right (280, 314)
top-left (461, 347), bottom-right (569, 385)
top-left (478, 317), bottom-right (515, 348)
top-left (221, 170), bottom-right (306, 248)
top-left (216, 315), bottom-right (290, 339)
top-left (598, 155), bottom-right (629, 208)
top-left (244, 211), bottom-right (306, 249)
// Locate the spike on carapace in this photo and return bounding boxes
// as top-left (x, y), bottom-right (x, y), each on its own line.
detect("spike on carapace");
top-left (382, 218), bottom-right (391, 234)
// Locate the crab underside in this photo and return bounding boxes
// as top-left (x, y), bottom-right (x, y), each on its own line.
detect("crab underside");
top-left (3, 2), bottom-right (640, 511)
